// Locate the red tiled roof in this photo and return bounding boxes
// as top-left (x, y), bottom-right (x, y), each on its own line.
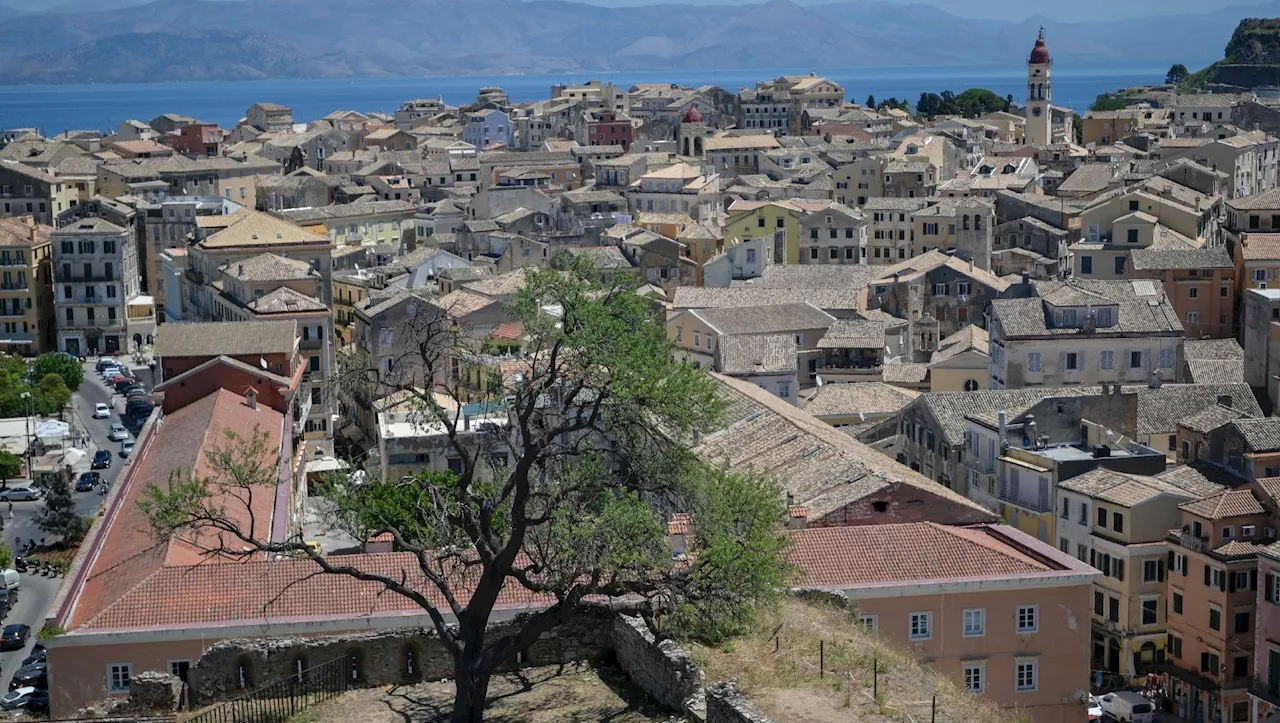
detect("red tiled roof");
top-left (81, 552), bottom-right (551, 631)
top-left (789, 522), bottom-right (1053, 588)
top-left (490, 322), bottom-right (525, 341)
top-left (1178, 489), bottom-right (1265, 520)
top-left (68, 389), bottom-right (285, 629)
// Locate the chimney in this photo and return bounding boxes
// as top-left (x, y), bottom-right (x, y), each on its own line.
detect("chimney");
top-left (788, 505), bottom-right (809, 529)
top-left (244, 388), bottom-right (257, 410)
top-left (668, 514), bottom-right (690, 558)
top-left (998, 409), bottom-right (1007, 442)
top-left (1149, 369), bottom-right (1163, 390)
top-left (1026, 414), bottom-right (1037, 448)
top-left (237, 263), bottom-right (244, 275)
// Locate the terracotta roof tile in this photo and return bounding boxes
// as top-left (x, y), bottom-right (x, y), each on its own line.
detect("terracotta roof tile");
top-left (789, 523), bottom-right (1053, 587)
top-left (1178, 489), bottom-right (1265, 520)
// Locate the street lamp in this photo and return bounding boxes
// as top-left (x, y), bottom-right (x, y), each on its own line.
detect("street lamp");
top-left (18, 392), bottom-right (30, 487)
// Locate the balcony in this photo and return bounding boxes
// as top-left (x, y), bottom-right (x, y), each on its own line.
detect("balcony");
top-left (1168, 528), bottom-right (1209, 553)
top-left (54, 273), bottom-right (119, 283)
top-left (0, 283), bottom-right (28, 291)
top-left (1251, 676), bottom-right (1280, 707)
top-left (300, 337), bottom-right (323, 350)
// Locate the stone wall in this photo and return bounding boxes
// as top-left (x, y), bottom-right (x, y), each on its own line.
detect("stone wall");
top-left (186, 610), bottom-right (614, 706)
top-left (705, 682), bottom-right (777, 723)
top-left (610, 614), bottom-right (704, 712)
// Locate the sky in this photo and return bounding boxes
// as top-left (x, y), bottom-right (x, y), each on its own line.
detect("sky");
top-left (5, 0), bottom-right (1263, 22)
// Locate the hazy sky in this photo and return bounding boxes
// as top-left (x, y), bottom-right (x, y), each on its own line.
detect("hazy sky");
top-left (7, 0), bottom-right (1263, 22)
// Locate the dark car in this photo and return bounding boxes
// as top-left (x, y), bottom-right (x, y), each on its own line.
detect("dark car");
top-left (0, 625), bottom-right (30, 651)
top-left (76, 472), bottom-right (100, 492)
top-left (20, 648), bottom-right (44, 668)
top-left (91, 450), bottom-right (111, 469)
top-left (112, 377), bottom-right (135, 393)
top-left (24, 690), bottom-right (47, 714)
top-left (9, 663), bottom-right (46, 691)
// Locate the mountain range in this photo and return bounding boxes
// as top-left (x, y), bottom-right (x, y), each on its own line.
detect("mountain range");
top-left (0, 0), bottom-right (1268, 85)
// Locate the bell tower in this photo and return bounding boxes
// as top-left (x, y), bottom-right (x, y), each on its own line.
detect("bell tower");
top-left (1026, 27), bottom-right (1052, 147)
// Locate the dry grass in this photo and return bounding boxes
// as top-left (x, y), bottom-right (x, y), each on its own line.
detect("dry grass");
top-left (687, 596), bottom-right (1027, 723)
top-left (302, 663), bottom-right (681, 723)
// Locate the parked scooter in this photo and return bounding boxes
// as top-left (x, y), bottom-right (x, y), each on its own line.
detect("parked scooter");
top-left (13, 556), bottom-right (27, 573)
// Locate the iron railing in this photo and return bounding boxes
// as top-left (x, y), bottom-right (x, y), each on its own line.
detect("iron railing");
top-left (185, 656), bottom-right (349, 723)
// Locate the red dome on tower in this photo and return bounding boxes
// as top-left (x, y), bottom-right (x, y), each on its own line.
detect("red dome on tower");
top-left (1029, 28), bottom-right (1050, 64)
top-left (683, 105), bottom-right (704, 123)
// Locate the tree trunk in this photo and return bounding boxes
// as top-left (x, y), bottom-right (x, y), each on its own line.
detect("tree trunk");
top-left (450, 658), bottom-right (492, 723)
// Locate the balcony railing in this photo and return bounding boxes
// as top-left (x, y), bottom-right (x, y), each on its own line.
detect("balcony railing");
top-left (1169, 529), bottom-right (1209, 553)
top-left (54, 273), bottom-right (119, 283)
top-left (1251, 676), bottom-right (1280, 707)
top-left (0, 283), bottom-right (28, 291)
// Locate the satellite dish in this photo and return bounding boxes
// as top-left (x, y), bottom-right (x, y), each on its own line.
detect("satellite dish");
top-left (259, 357), bottom-right (267, 370)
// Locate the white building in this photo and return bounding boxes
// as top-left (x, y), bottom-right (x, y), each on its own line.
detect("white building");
top-left (50, 217), bottom-right (146, 356)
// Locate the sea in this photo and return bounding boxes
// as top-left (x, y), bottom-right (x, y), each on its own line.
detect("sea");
top-left (0, 62), bottom-right (1189, 134)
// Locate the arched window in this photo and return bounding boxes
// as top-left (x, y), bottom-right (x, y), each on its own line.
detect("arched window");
top-left (964, 379), bottom-right (980, 392)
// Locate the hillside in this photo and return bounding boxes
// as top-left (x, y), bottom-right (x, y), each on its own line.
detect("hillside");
top-left (1224, 17), bottom-right (1280, 63)
top-left (0, 0), bottom-right (1258, 84)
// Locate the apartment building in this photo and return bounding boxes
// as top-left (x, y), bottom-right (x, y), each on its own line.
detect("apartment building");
top-left (96, 156), bottom-right (279, 210)
top-left (988, 279), bottom-right (1184, 390)
top-left (1248, 541), bottom-right (1280, 721)
top-left (0, 217), bottom-right (55, 354)
top-left (796, 203), bottom-right (867, 265)
top-left (462, 109), bottom-right (514, 150)
top-left (865, 197), bottom-right (927, 264)
top-left (911, 198), bottom-right (995, 270)
top-left (50, 217), bottom-right (146, 356)
top-left (0, 160), bottom-right (74, 225)
top-left (136, 195), bottom-right (241, 318)
top-left (992, 217), bottom-right (1068, 279)
top-left (1162, 132), bottom-right (1279, 201)
top-left (791, 522), bottom-right (1098, 723)
top-left (1131, 246), bottom-right (1236, 339)
top-left (1057, 468), bottom-right (1210, 684)
top-left (245, 102), bottom-right (294, 133)
top-left (1164, 489), bottom-right (1269, 723)
top-left (276, 200), bottom-right (416, 251)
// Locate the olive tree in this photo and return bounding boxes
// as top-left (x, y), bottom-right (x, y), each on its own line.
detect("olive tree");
top-left (141, 256), bottom-right (790, 723)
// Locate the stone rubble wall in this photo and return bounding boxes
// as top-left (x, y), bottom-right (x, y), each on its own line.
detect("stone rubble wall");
top-left (705, 681), bottom-right (778, 723)
top-left (609, 613), bottom-right (704, 712)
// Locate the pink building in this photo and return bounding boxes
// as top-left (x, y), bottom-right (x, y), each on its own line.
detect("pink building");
top-left (789, 522), bottom-right (1099, 723)
top-left (1249, 539), bottom-right (1280, 721)
top-left (1131, 246), bottom-right (1237, 339)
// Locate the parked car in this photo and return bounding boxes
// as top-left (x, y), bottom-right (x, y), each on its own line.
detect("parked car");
top-left (76, 471), bottom-right (100, 492)
top-left (94, 358), bottom-right (118, 373)
top-left (108, 423), bottom-right (129, 441)
top-left (120, 439), bottom-right (134, 457)
top-left (93, 402), bottom-right (111, 419)
top-left (0, 625), bottom-right (30, 651)
top-left (0, 487), bottom-right (38, 502)
top-left (99, 365), bottom-right (121, 380)
top-left (9, 663), bottom-right (46, 690)
top-left (20, 648), bottom-right (44, 668)
top-left (125, 387), bottom-right (148, 400)
top-left (1097, 691), bottom-right (1155, 723)
top-left (24, 690), bottom-right (47, 714)
top-left (92, 450), bottom-right (111, 469)
top-left (0, 686), bottom-right (38, 710)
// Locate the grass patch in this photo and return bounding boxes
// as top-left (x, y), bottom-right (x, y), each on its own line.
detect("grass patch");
top-left (688, 596), bottom-right (1023, 723)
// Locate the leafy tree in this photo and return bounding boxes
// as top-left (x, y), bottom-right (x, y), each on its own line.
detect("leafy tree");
top-left (32, 353), bottom-right (83, 392)
top-left (36, 474), bottom-right (87, 543)
top-left (0, 452), bottom-right (21, 489)
top-left (952, 88), bottom-right (1006, 117)
top-left (1166, 63), bottom-right (1190, 85)
top-left (1090, 92), bottom-right (1130, 112)
top-left (142, 256), bottom-right (791, 723)
top-left (865, 94), bottom-right (876, 109)
top-left (35, 373), bottom-right (70, 417)
top-left (1074, 113), bottom-right (1084, 144)
top-left (0, 543), bottom-right (13, 571)
top-left (917, 92), bottom-right (943, 117)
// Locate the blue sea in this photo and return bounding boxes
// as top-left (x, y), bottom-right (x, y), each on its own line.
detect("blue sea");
top-left (0, 63), bottom-right (1184, 134)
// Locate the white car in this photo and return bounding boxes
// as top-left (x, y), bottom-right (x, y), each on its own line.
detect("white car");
top-left (108, 423), bottom-right (129, 441)
top-left (0, 686), bottom-right (38, 711)
top-left (0, 486), bottom-right (39, 502)
top-left (93, 402), bottom-right (111, 419)
top-left (120, 439), bottom-right (135, 457)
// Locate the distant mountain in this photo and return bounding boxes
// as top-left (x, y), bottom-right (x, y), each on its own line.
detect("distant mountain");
top-left (0, 0), bottom-right (1264, 85)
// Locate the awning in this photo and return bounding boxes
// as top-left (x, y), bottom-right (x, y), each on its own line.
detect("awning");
top-left (305, 457), bottom-right (349, 474)
top-left (1156, 662), bottom-right (1221, 692)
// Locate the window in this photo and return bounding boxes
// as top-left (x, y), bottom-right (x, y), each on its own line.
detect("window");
top-left (1233, 570), bottom-right (1251, 590)
top-left (1174, 553), bottom-right (1188, 575)
top-left (777, 382), bottom-right (791, 400)
top-left (858, 614), bottom-right (878, 632)
top-left (1129, 200), bottom-right (1140, 211)
top-left (909, 611), bottom-right (931, 640)
top-left (933, 283), bottom-right (949, 296)
top-left (1100, 350), bottom-right (1114, 370)
top-left (1235, 611), bottom-right (1251, 634)
top-left (1223, 526), bottom-right (1234, 541)
top-left (1210, 607), bottom-right (1222, 631)
top-left (1127, 228), bottom-right (1139, 243)
top-left (1015, 659), bottom-right (1038, 692)
top-left (1109, 596), bottom-right (1120, 622)
top-left (693, 331), bottom-right (700, 348)
top-left (1141, 597), bottom-right (1159, 625)
top-left (1027, 352), bottom-right (1041, 372)
top-left (1097, 506), bottom-right (1108, 527)
top-left (1061, 497), bottom-right (1070, 519)
top-left (1160, 349), bottom-right (1174, 369)
top-left (1143, 559), bottom-right (1163, 583)
top-left (1094, 590), bottom-right (1104, 615)
top-left (1201, 651), bottom-right (1220, 674)
top-left (1168, 633), bottom-right (1183, 659)
top-left (108, 663), bottom-right (132, 693)
top-left (1189, 287), bottom-right (1199, 299)
top-left (1234, 655), bottom-right (1249, 678)
top-left (1173, 591), bottom-right (1183, 615)
top-left (963, 608), bottom-right (985, 637)
top-left (1129, 351), bottom-right (1143, 369)
top-left (745, 249), bottom-right (756, 263)
top-left (1079, 502), bottom-right (1087, 525)
top-left (1065, 352), bottom-right (1079, 371)
top-left (1081, 255), bottom-right (1093, 274)
top-left (1113, 511), bottom-right (1124, 533)
top-left (1016, 605), bottom-right (1038, 634)
top-left (809, 248), bottom-right (818, 260)
top-left (962, 662), bottom-right (985, 694)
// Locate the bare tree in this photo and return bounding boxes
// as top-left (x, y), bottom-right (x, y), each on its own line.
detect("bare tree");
top-left (142, 257), bottom-right (790, 723)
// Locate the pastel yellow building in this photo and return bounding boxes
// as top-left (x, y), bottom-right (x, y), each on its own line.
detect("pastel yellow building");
top-left (723, 199), bottom-right (829, 264)
top-left (0, 217), bottom-right (55, 355)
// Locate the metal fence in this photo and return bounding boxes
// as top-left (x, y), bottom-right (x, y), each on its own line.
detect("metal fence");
top-left (185, 656), bottom-right (350, 723)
